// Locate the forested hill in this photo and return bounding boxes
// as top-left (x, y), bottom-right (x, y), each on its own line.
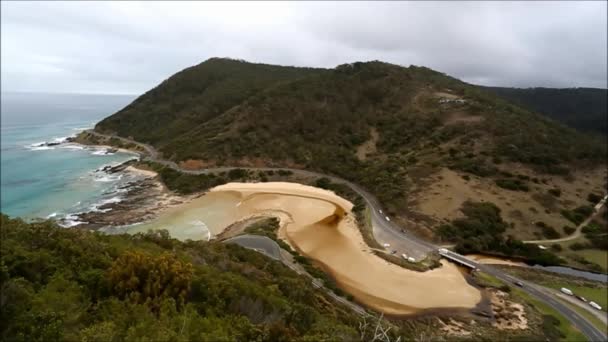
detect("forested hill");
top-left (483, 87), bottom-right (607, 136)
top-left (95, 58), bottom-right (606, 214)
top-left (96, 58), bottom-right (325, 146)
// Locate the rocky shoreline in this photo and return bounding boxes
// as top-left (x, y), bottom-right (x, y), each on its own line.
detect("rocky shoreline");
top-left (49, 140), bottom-right (186, 231)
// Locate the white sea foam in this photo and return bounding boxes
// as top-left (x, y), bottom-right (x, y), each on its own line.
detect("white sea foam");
top-left (100, 196), bottom-right (122, 205)
top-left (59, 214), bottom-right (87, 228)
top-left (60, 144), bottom-right (85, 150)
top-left (87, 195), bottom-right (123, 213)
top-left (29, 146), bottom-right (55, 151)
top-left (91, 149), bottom-right (108, 155)
top-left (91, 148), bottom-right (115, 156)
top-left (52, 136), bottom-right (70, 143)
top-left (94, 173), bottom-right (122, 182)
top-left (190, 220), bottom-right (212, 241)
top-left (47, 212), bottom-right (58, 218)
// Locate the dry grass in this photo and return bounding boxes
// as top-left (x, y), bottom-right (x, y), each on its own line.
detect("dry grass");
top-left (490, 289), bottom-right (528, 330)
top-left (408, 166), bottom-right (605, 241)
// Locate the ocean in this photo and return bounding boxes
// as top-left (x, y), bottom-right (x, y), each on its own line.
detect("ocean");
top-left (1, 92), bottom-right (142, 225)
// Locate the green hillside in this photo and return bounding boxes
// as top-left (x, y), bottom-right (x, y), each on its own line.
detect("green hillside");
top-left (96, 58), bottom-right (324, 146)
top-left (484, 87), bottom-right (607, 136)
top-left (96, 59), bottom-right (606, 215)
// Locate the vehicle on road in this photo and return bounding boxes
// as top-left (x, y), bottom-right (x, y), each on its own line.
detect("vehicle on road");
top-left (379, 209), bottom-right (383, 214)
top-left (391, 250), bottom-right (397, 254)
top-left (560, 287), bottom-right (573, 296)
top-left (438, 248), bottom-right (448, 254)
top-left (515, 281), bottom-right (524, 287)
top-left (383, 243), bottom-right (390, 248)
top-left (589, 301), bottom-right (602, 310)
top-left (407, 257), bottom-right (416, 263)
top-left (401, 253), bottom-right (408, 260)
top-left (385, 216), bottom-right (390, 222)
top-left (575, 295), bottom-right (587, 303)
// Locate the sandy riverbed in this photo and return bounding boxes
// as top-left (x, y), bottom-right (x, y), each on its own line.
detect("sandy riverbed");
top-left (466, 254), bottom-right (528, 267)
top-left (127, 182), bottom-right (481, 314)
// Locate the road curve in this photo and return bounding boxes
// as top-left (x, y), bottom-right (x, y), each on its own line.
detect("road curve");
top-left (224, 234), bottom-right (282, 260)
top-left (87, 130), bottom-right (607, 341)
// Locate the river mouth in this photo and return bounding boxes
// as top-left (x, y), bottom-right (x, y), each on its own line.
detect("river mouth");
top-left (126, 182), bottom-right (482, 315)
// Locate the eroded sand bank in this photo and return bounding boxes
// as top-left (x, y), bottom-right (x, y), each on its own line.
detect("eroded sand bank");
top-left (466, 254), bottom-right (528, 267)
top-left (128, 182), bottom-right (481, 314)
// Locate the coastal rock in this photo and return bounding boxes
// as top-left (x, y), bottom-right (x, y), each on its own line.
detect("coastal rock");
top-left (97, 158), bottom-right (138, 173)
top-left (72, 177), bottom-right (181, 230)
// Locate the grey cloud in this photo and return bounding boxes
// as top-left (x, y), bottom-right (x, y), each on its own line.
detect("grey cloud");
top-left (1, 1), bottom-right (606, 94)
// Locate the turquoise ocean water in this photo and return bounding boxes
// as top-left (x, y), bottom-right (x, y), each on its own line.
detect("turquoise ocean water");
top-left (1, 92), bottom-right (140, 225)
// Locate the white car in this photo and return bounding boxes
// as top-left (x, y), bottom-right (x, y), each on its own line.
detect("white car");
top-left (438, 248), bottom-right (448, 254)
top-left (383, 243), bottom-right (391, 248)
top-left (385, 216), bottom-right (390, 222)
top-left (379, 209), bottom-right (383, 214)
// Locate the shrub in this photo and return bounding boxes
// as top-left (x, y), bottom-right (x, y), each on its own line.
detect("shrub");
top-left (561, 205), bottom-right (593, 225)
top-left (569, 242), bottom-right (587, 251)
top-left (107, 251), bottom-right (193, 309)
top-left (495, 178), bottom-right (529, 191)
top-left (540, 225), bottom-right (561, 239)
top-left (228, 168), bottom-right (248, 180)
top-left (563, 226), bottom-right (576, 235)
top-left (548, 188), bottom-right (561, 197)
top-left (439, 201), bottom-right (562, 266)
top-left (587, 193), bottom-right (602, 203)
top-left (550, 244), bottom-right (562, 252)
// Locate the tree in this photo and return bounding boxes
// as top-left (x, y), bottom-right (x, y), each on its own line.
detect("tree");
top-left (107, 251), bottom-right (193, 310)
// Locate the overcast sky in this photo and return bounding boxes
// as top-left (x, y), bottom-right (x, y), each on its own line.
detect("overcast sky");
top-left (1, 1), bottom-right (606, 94)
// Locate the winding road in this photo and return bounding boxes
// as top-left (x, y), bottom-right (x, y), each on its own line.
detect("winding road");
top-left (87, 130), bottom-right (607, 341)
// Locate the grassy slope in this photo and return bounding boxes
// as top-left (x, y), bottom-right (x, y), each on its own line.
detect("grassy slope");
top-left (96, 58), bottom-right (325, 148)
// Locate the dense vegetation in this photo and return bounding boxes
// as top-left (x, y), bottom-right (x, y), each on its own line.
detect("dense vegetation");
top-left (437, 202), bottom-right (563, 265)
top-left (484, 87), bottom-right (607, 136)
top-left (96, 58), bottom-right (323, 146)
top-left (581, 221), bottom-right (608, 250)
top-left (1, 214), bottom-right (368, 341)
top-left (96, 58), bottom-right (606, 215)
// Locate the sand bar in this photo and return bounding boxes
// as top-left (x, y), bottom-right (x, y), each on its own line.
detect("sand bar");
top-left (128, 182), bottom-right (482, 314)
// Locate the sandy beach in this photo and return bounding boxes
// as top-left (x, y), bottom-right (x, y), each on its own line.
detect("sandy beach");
top-left (128, 182), bottom-right (482, 314)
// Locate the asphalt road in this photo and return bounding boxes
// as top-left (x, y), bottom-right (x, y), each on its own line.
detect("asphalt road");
top-left (447, 251), bottom-right (607, 342)
top-left (223, 235), bottom-right (369, 316)
top-left (224, 234), bottom-right (282, 260)
top-left (89, 130), bottom-right (607, 341)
